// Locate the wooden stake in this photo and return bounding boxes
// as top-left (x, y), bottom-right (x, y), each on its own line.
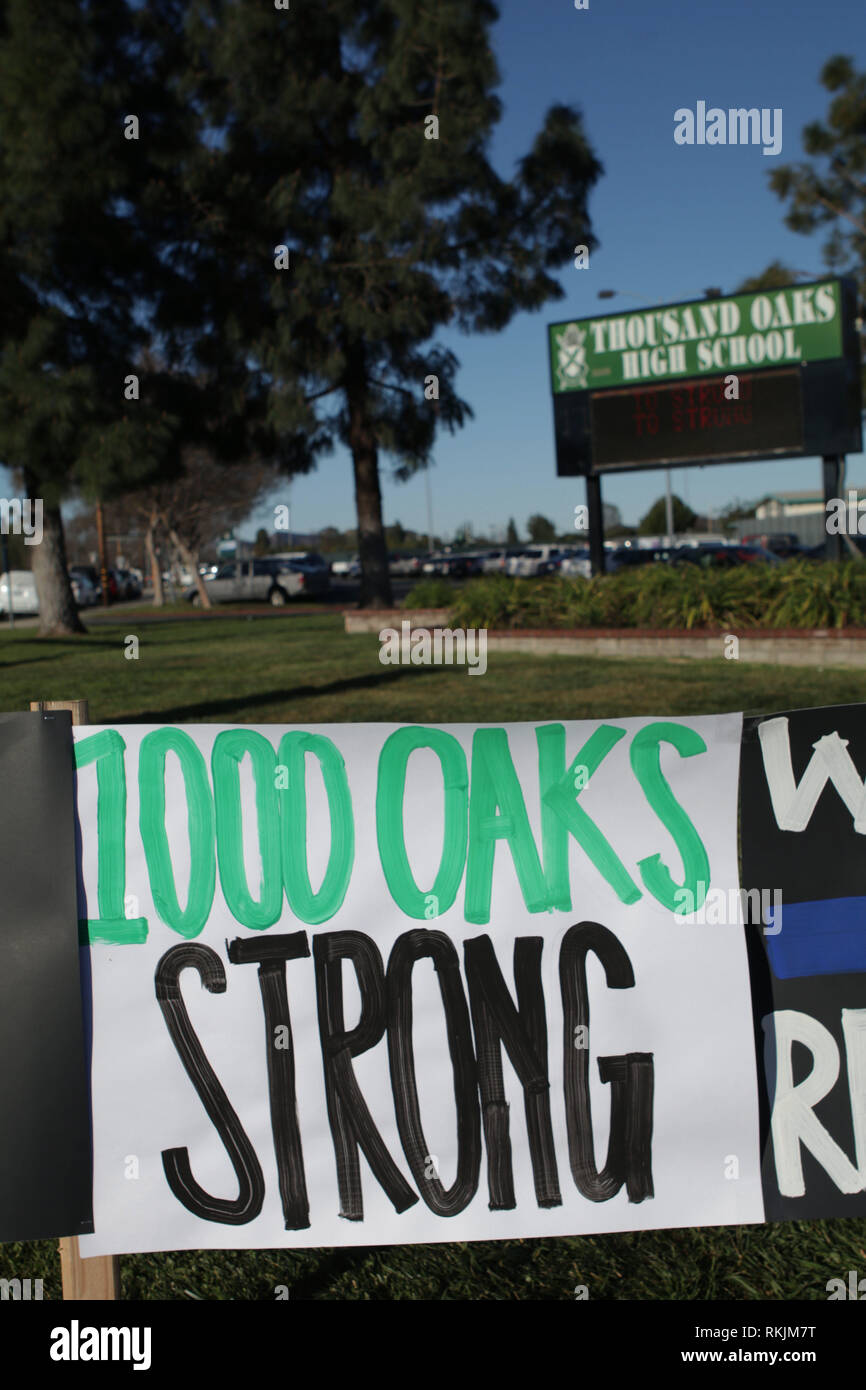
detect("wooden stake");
top-left (31, 699), bottom-right (121, 1301)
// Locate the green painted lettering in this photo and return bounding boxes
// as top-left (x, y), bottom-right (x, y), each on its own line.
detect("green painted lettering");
top-left (75, 729), bottom-right (148, 944)
top-left (277, 732), bottom-right (354, 923)
top-left (541, 725), bottom-right (641, 905)
top-left (629, 722), bottom-right (710, 912)
top-left (465, 728), bottom-right (551, 924)
top-left (139, 728), bottom-right (215, 938)
top-left (376, 726), bottom-right (468, 917)
top-left (212, 730), bottom-right (282, 930)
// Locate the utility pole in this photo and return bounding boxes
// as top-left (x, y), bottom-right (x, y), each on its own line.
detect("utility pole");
top-left (425, 467), bottom-right (434, 553)
top-left (665, 470), bottom-right (675, 546)
top-left (95, 501), bottom-right (110, 606)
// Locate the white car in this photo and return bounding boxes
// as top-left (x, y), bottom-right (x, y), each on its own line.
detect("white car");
top-left (506, 545), bottom-right (567, 577)
top-left (0, 570), bottom-right (39, 616)
top-left (559, 549), bottom-right (592, 579)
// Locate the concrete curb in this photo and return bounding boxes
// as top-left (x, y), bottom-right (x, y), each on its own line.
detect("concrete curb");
top-left (343, 610), bottom-right (866, 667)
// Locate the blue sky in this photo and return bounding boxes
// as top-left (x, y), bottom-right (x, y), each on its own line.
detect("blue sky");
top-left (6, 0), bottom-right (864, 543)
top-left (264, 0), bottom-right (865, 542)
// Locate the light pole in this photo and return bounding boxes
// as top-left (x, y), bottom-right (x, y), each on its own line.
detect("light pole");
top-left (424, 467), bottom-right (434, 554)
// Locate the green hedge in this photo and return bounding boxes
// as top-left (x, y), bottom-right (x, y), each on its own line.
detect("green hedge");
top-left (402, 577), bottom-right (458, 609)
top-left (446, 561), bottom-right (866, 631)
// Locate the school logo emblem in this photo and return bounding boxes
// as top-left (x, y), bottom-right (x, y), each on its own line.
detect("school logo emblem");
top-left (556, 323), bottom-right (588, 390)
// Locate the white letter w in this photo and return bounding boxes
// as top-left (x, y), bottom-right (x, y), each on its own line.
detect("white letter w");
top-left (758, 716), bottom-right (866, 833)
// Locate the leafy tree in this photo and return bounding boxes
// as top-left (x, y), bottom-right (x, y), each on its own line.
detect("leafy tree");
top-left (318, 527), bottom-right (344, 553)
top-left (638, 495), bottom-right (696, 536)
top-left (734, 261), bottom-right (806, 294)
top-left (527, 513), bottom-right (557, 542)
top-left (253, 528), bottom-right (271, 556)
top-left (175, 0), bottom-right (603, 605)
top-left (763, 54), bottom-right (866, 394)
top-left (126, 453), bottom-right (279, 607)
top-left (506, 517), bottom-right (520, 545)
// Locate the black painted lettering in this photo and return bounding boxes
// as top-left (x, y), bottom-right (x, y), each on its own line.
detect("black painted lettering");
top-left (155, 943), bottom-right (265, 1224)
top-left (314, 931), bottom-right (418, 1220)
top-left (464, 934), bottom-right (561, 1210)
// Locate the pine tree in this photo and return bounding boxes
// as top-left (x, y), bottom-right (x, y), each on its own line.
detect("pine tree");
top-left (0, 1), bottom-right (178, 633)
top-left (176, 0), bottom-right (603, 605)
top-left (0, 1), bottom-right (286, 633)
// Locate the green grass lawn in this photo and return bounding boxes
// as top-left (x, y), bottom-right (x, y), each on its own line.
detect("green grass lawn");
top-left (5, 610), bottom-right (866, 724)
top-left (3, 611), bottom-right (866, 1300)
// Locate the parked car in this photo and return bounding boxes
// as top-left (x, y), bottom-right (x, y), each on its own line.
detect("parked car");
top-left (186, 556), bottom-right (329, 605)
top-left (388, 552), bottom-right (425, 576)
top-left (559, 548), bottom-right (592, 579)
top-left (111, 567), bottom-right (142, 600)
top-left (274, 550), bottom-right (330, 576)
top-left (803, 536), bottom-right (866, 561)
top-left (163, 566), bottom-right (194, 588)
top-left (421, 551), bottom-right (482, 578)
top-left (0, 570), bottom-right (39, 616)
top-left (70, 571), bottom-right (100, 607)
top-left (477, 548), bottom-right (506, 573)
top-left (504, 544), bottom-right (567, 577)
top-left (330, 554), bottom-right (360, 577)
top-left (673, 542), bottom-right (782, 568)
top-left (604, 545), bottom-right (680, 573)
top-left (70, 565), bottom-right (102, 600)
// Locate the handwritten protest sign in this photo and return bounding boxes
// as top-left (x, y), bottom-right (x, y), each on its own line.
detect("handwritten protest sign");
top-left (742, 705), bottom-right (866, 1223)
top-left (72, 715), bottom-right (766, 1255)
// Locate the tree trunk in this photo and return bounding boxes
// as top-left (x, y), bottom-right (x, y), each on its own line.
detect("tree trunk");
top-left (168, 528), bottom-right (211, 608)
top-left (24, 477), bottom-right (86, 636)
top-left (145, 512), bottom-right (164, 606)
top-left (346, 344), bottom-right (392, 607)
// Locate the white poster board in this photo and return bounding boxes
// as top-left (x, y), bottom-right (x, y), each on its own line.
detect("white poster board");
top-left (74, 716), bottom-right (763, 1255)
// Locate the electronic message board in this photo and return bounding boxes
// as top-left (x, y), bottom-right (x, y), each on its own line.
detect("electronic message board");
top-left (549, 278), bottom-right (862, 476)
top-left (590, 369), bottom-right (804, 471)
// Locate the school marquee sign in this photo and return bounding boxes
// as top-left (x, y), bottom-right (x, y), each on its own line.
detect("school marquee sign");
top-left (549, 278), bottom-right (862, 475)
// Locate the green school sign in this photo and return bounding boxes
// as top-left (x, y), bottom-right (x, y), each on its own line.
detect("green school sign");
top-left (548, 277), bottom-right (862, 490)
top-left (549, 281), bottom-right (844, 393)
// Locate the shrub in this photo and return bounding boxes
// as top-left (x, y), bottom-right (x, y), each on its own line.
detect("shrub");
top-left (402, 577), bottom-right (456, 609)
top-left (445, 560), bottom-right (866, 631)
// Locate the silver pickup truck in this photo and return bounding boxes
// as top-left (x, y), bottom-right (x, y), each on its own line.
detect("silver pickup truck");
top-left (186, 555), bottom-right (330, 605)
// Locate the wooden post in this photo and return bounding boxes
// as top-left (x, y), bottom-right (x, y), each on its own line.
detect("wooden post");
top-left (31, 698), bottom-right (121, 1301)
